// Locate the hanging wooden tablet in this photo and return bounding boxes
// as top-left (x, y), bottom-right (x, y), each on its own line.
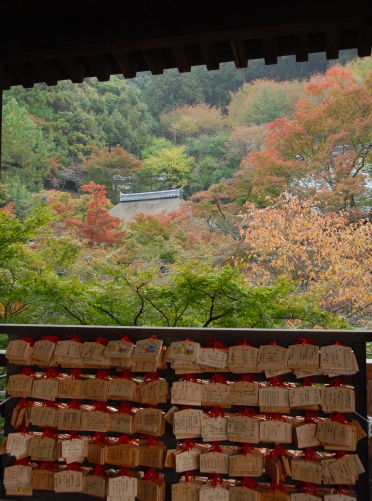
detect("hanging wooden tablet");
top-left (328, 452), bottom-right (365, 483)
top-left (167, 339), bottom-right (200, 363)
top-left (109, 402), bottom-right (134, 434)
top-left (138, 436), bottom-right (166, 468)
top-left (174, 440), bottom-right (201, 473)
top-left (82, 465), bottom-right (107, 499)
top-left (228, 340), bottom-right (259, 373)
top-left (201, 407), bottom-right (228, 442)
top-left (56, 400), bottom-right (82, 430)
top-left (320, 379), bottom-right (355, 413)
top-left (173, 408), bottom-right (203, 439)
top-left (229, 476), bottom-right (261, 501)
top-left (289, 379), bottom-right (321, 410)
top-left (27, 429), bottom-right (58, 461)
top-left (199, 474), bottom-right (229, 501)
top-left (261, 481), bottom-right (291, 501)
top-left (81, 370), bottom-right (109, 401)
top-left (57, 369), bottom-right (84, 399)
top-left (31, 462), bottom-right (57, 491)
top-left (196, 339), bottom-right (228, 370)
top-left (316, 413), bottom-right (353, 447)
top-left (4, 460), bottom-right (33, 493)
top-left (290, 481), bottom-right (322, 501)
top-left (28, 400), bottom-right (59, 428)
top-left (5, 336), bottom-right (34, 365)
top-left (11, 398), bottom-right (32, 428)
top-left (229, 444), bottom-right (264, 477)
top-left (30, 368), bottom-right (61, 401)
top-left (230, 374), bottom-right (259, 406)
top-left (139, 372), bottom-right (169, 404)
top-left (132, 336), bottom-right (163, 373)
top-left (290, 449), bottom-right (322, 484)
top-left (81, 337), bottom-right (110, 365)
top-left (104, 336), bottom-right (134, 360)
top-left (31, 336), bottom-right (59, 365)
top-left (61, 434), bottom-right (89, 463)
top-left (6, 369), bottom-right (35, 397)
top-left (54, 337), bottom-right (84, 365)
top-left (106, 436), bottom-right (138, 467)
top-left (227, 408), bottom-right (260, 443)
top-left (292, 413), bottom-right (321, 449)
top-left (199, 442), bottom-right (229, 474)
top-left (107, 468), bottom-right (137, 501)
top-left (264, 446), bottom-right (291, 483)
top-left (287, 339), bottom-right (319, 371)
top-left (171, 375), bottom-right (203, 406)
top-left (6, 430), bottom-right (34, 459)
top-left (87, 433), bottom-right (107, 465)
top-left (171, 473), bottom-right (201, 501)
top-left (106, 370), bottom-right (136, 400)
top-left (321, 455), bottom-right (357, 485)
top-left (257, 343), bottom-right (288, 371)
top-left (81, 402), bottom-right (111, 432)
top-left (132, 406), bottom-right (165, 436)
top-left (259, 415), bottom-right (292, 444)
top-left (319, 344), bottom-right (355, 375)
top-left (137, 469), bottom-right (164, 501)
top-left (259, 377), bottom-right (291, 414)
top-left (201, 374), bottom-right (231, 408)
top-left (54, 463), bottom-right (86, 493)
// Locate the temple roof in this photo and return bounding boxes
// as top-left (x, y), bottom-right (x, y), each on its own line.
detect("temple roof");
top-left (119, 188), bottom-right (183, 202)
top-left (110, 189), bottom-right (184, 222)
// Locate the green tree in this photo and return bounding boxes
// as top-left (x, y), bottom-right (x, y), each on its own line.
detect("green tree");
top-left (141, 137), bottom-right (173, 160)
top-left (227, 79), bottom-right (304, 127)
top-left (143, 146), bottom-right (196, 192)
top-left (82, 145), bottom-right (145, 203)
top-left (0, 202), bottom-right (50, 321)
top-left (1, 175), bottom-right (34, 218)
top-left (160, 104), bottom-right (225, 145)
top-left (2, 99), bottom-right (53, 191)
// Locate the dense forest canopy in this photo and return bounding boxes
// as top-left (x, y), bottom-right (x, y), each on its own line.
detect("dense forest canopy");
top-left (1, 52), bottom-right (372, 331)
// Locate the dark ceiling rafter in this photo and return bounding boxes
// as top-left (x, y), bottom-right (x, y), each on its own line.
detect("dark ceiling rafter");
top-left (0, 0), bottom-right (370, 90)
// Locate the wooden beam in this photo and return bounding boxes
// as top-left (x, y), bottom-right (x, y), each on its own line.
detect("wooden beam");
top-left (295, 33), bottom-right (309, 62)
top-left (0, 87), bottom-right (2, 183)
top-left (142, 49), bottom-right (165, 75)
top-left (262, 37), bottom-right (278, 65)
top-left (200, 43), bottom-right (219, 70)
top-left (0, 16), bottom-right (368, 67)
top-left (170, 46), bottom-right (191, 73)
top-left (58, 57), bottom-right (85, 83)
top-left (326, 31), bottom-right (339, 60)
top-left (0, 66), bottom-right (12, 91)
top-left (83, 54), bottom-right (112, 81)
top-left (32, 60), bottom-right (59, 86)
top-left (230, 40), bottom-right (247, 68)
top-left (357, 27), bottom-right (372, 57)
top-left (112, 51), bottom-right (138, 79)
top-left (5, 63), bottom-right (35, 88)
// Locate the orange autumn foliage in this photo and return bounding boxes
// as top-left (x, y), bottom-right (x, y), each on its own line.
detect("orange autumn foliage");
top-left (240, 67), bottom-right (372, 211)
top-left (239, 194), bottom-right (372, 326)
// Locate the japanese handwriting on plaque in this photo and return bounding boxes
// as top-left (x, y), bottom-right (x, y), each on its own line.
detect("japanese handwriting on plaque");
top-left (172, 481), bottom-right (201, 501)
top-left (199, 451), bottom-right (229, 474)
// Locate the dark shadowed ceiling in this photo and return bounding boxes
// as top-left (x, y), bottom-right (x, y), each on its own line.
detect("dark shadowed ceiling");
top-left (0, 0), bottom-right (371, 89)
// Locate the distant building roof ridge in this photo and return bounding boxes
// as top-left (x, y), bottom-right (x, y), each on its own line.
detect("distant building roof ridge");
top-left (119, 188), bottom-right (183, 202)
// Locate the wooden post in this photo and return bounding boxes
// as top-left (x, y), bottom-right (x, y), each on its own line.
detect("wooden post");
top-left (0, 85), bottom-right (2, 182)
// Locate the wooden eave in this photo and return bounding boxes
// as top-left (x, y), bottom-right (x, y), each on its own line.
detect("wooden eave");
top-left (0, 0), bottom-right (371, 89)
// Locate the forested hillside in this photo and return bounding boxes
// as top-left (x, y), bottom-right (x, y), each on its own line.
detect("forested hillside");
top-left (1, 53), bottom-right (372, 330)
